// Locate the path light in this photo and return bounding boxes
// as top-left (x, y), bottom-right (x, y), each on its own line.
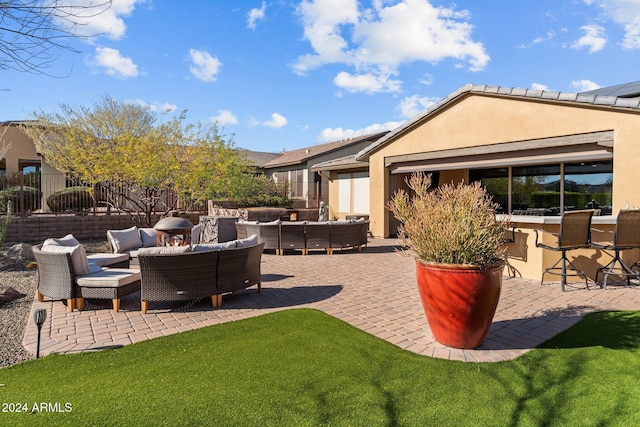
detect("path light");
top-left (33, 308), bottom-right (46, 359)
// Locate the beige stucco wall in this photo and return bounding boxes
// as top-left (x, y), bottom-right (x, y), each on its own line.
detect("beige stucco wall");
top-left (0, 125), bottom-right (41, 173)
top-left (368, 94), bottom-right (640, 239)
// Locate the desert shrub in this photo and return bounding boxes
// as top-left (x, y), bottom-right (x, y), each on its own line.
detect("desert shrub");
top-left (0, 186), bottom-right (41, 212)
top-left (47, 186), bottom-right (95, 212)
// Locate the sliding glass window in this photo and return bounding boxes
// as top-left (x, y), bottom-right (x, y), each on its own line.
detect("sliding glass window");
top-left (470, 160), bottom-right (612, 216)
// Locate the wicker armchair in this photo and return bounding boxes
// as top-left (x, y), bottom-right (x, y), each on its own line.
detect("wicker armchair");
top-left (243, 222), bottom-right (281, 254)
top-left (138, 250), bottom-right (218, 314)
top-left (591, 209), bottom-right (640, 288)
top-left (305, 222), bottom-right (331, 254)
top-left (329, 221), bottom-right (367, 254)
top-left (216, 243), bottom-right (264, 306)
top-left (535, 209), bottom-right (596, 291)
top-left (32, 246), bottom-right (77, 312)
top-left (279, 222), bottom-right (306, 255)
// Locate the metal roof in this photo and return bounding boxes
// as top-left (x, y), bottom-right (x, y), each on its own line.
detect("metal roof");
top-left (355, 82), bottom-right (640, 161)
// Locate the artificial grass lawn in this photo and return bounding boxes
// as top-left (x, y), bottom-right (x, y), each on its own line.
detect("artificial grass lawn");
top-left (1, 309), bottom-right (639, 426)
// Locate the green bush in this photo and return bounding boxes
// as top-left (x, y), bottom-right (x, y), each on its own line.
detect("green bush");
top-left (47, 186), bottom-right (95, 212)
top-left (0, 186), bottom-right (41, 212)
top-left (224, 174), bottom-right (291, 208)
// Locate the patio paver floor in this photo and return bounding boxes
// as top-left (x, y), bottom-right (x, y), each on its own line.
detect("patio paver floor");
top-left (22, 238), bottom-right (640, 362)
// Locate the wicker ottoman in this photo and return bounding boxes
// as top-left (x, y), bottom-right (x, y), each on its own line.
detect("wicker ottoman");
top-left (76, 269), bottom-right (141, 312)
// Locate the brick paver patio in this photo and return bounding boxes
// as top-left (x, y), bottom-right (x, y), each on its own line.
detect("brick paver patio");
top-left (23, 238), bottom-right (640, 362)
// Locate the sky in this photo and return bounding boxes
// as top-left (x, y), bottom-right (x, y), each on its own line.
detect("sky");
top-left (1, 0), bottom-right (640, 153)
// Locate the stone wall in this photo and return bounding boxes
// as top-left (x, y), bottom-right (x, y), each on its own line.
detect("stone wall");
top-left (4, 213), bottom-right (203, 244)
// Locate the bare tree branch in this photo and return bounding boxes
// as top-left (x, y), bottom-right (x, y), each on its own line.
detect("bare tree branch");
top-left (0, 0), bottom-right (112, 76)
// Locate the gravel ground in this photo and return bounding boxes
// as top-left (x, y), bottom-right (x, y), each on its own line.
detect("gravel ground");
top-left (0, 240), bottom-right (110, 369)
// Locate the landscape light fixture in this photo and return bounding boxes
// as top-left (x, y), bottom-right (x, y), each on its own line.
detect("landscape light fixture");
top-left (33, 308), bottom-right (47, 358)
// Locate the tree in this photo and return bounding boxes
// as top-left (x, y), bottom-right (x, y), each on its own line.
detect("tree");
top-left (0, 0), bottom-right (112, 75)
top-left (23, 95), bottom-right (252, 226)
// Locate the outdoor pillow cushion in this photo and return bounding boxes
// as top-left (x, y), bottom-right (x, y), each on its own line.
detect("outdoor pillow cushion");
top-left (192, 241), bottom-right (236, 252)
top-left (235, 234), bottom-right (259, 248)
top-left (108, 226), bottom-right (142, 253)
top-left (43, 233), bottom-right (81, 247)
top-left (41, 243), bottom-right (92, 276)
top-left (137, 245), bottom-right (191, 255)
top-left (191, 224), bottom-right (201, 245)
top-left (139, 228), bottom-right (157, 248)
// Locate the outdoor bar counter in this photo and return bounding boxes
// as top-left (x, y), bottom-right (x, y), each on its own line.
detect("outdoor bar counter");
top-left (501, 214), bottom-right (638, 282)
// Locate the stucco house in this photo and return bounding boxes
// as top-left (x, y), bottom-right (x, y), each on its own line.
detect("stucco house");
top-left (263, 131), bottom-right (388, 211)
top-left (315, 82), bottom-right (640, 280)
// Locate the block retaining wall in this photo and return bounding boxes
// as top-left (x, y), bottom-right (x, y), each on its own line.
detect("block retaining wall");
top-left (4, 213), bottom-right (203, 244)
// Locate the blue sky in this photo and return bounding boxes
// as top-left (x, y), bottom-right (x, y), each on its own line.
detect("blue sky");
top-left (2, 0), bottom-right (639, 153)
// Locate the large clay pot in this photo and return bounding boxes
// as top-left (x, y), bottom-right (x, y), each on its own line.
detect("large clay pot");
top-left (415, 260), bottom-right (503, 349)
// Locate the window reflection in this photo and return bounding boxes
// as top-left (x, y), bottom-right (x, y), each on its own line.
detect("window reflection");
top-left (470, 160), bottom-right (613, 216)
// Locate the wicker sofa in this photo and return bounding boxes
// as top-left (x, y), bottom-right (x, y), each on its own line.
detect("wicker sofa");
top-left (235, 219), bottom-right (369, 255)
top-left (137, 241), bottom-right (264, 313)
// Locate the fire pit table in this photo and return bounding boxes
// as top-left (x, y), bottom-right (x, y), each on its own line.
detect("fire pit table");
top-left (154, 216), bottom-right (193, 246)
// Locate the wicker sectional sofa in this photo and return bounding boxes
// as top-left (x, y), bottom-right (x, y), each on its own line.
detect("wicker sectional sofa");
top-left (235, 219), bottom-right (369, 255)
top-left (137, 240), bottom-right (264, 313)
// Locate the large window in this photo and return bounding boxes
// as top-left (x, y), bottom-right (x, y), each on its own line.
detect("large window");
top-left (470, 160), bottom-right (612, 215)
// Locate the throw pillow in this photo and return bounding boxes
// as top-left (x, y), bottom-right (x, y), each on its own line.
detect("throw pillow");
top-left (235, 234), bottom-right (259, 248)
top-left (139, 228), bottom-right (157, 248)
top-left (191, 224), bottom-right (202, 245)
top-left (43, 233), bottom-right (81, 248)
top-left (107, 226), bottom-right (142, 253)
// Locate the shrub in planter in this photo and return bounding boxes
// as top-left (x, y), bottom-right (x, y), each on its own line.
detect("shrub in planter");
top-left (47, 186), bottom-right (95, 212)
top-left (0, 186), bottom-right (41, 212)
top-left (388, 173), bottom-right (510, 348)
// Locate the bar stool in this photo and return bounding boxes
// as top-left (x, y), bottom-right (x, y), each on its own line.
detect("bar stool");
top-left (535, 210), bottom-right (596, 291)
top-left (591, 209), bottom-right (640, 289)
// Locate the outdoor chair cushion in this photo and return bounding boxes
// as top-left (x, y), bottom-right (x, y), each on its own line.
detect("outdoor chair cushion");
top-left (41, 244), bottom-right (92, 276)
top-left (193, 241), bottom-right (237, 251)
top-left (76, 268), bottom-right (141, 288)
top-left (191, 224), bottom-right (202, 244)
top-left (138, 245), bottom-right (191, 255)
top-left (87, 253), bottom-right (129, 268)
top-left (108, 226), bottom-right (142, 253)
top-left (139, 228), bottom-right (157, 248)
top-left (41, 236), bottom-right (92, 276)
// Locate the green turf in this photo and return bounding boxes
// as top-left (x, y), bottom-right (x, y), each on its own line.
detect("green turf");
top-left (1, 309), bottom-right (639, 426)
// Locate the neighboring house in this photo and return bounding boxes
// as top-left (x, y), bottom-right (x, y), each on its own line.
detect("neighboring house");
top-left (237, 149), bottom-right (281, 174)
top-left (0, 120), bottom-right (42, 176)
top-left (263, 132), bottom-right (388, 210)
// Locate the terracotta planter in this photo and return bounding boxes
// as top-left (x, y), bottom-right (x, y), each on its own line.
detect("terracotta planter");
top-left (415, 260), bottom-right (504, 349)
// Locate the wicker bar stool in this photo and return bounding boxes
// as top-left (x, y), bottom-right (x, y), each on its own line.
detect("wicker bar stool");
top-left (591, 209), bottom-right (640, 289)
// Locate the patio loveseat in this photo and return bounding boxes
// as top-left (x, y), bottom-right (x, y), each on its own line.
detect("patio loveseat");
top-left (137, 237), bottom-right (264, 313)
top-left (235, 218), bottom-right (369, 255)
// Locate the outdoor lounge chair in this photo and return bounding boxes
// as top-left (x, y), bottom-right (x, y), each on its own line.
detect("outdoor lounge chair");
top-left (535, 209), bottom-right (596, 291)
top-left (591, 209), bottom-right (640, 289)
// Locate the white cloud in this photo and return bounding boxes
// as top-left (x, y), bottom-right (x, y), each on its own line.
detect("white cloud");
top-left (210, 110), bottom-right (238, 126)
top-left (247, 2), bottom-right (267, 30)
top-left (88, 46), bottom-right (139, 78)
top-left (317, 121), bottom-right (402, 144)
top-left (531, 83), bottom-right (549, 91)
top-left (294, 0), bottom-right (489, 94)
top-left (263, 113), bottom-right (288, 129)
top-left (54, 0), bottom-right (145, 41)
top-left (249, 113), bottom-right (288, 129)
top-left (572, 24), bottom-right (607, 53)
top-left (128, 99), bottom-right (177, 113)
top-left (189, 49), bottom-right (222, 82)
top-left (334, 71), bottom-right (402, 93)
top-left (397, 95), bottom-right (438, 118)
top-left (570, 79), bottom-right (601, 92)
top-left (583, 0), bottom-right (640, 49)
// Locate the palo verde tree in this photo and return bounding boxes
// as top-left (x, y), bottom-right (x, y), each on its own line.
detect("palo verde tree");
top-left (0, 0), bottom-right (113, 76)
top-left (23, 95), bottom-right (252, 227)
